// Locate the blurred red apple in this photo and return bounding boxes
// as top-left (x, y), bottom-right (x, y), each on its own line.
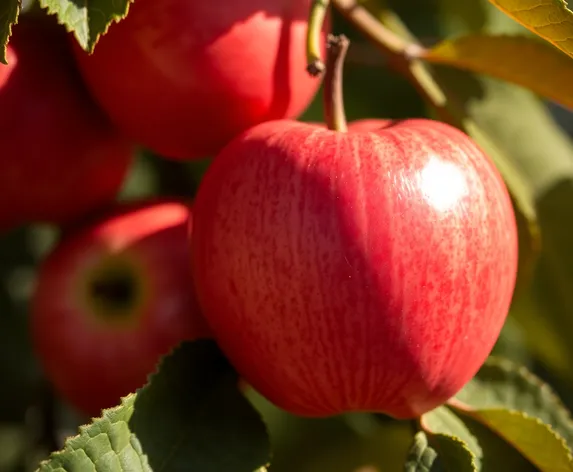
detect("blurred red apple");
top-left (191, 117), bottom-right (518, 419)
top-left (71, 0), bottom-right (328, 160)
top-left (0, 16), bottom-right (134, 230)
top-left (31, 200), bottom-right (210, 416)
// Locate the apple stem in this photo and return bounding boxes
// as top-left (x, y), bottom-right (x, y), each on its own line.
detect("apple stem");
top-left (324, 34), bottom-right (350, 133)
top-left (331, 0), bottom-right (422, 60)
top-left (306, 0), bottom-right (330, 76)
top-left (329, 0), bottom-right (461, 128)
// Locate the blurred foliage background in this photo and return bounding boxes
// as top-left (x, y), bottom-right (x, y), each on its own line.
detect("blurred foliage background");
top-left (2, 0), bottom-right (573, 470)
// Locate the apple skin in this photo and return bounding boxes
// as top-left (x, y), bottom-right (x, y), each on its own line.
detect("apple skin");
top-left (31, 200), bottom-right (211, 417)
top-left (0, 16), bottom-right (134, 230)
top-left (71, 0), bottom-right (328, 160)
top-left (191, 118), bottom-right (518, 419)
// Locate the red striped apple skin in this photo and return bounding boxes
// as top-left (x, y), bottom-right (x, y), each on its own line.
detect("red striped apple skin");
top-left (71, 0), bottom-right (329, 160)
top-left (191, 118), bottom-right (518, 419)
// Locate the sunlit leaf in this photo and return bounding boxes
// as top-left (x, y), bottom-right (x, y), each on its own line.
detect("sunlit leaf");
top-left (424, 34), bottom-right (573, 109)
top-left (489, 0), bottom-right (573, 59)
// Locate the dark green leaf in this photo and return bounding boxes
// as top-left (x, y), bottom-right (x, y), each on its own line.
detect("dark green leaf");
top-left (0, 0), bottom-right (20, 64)
top-left (405, 430), bottom-right (476, 472)
top-left (490, 315), bottom-right (533, 369)
top-left (38, 0), bottom-right (132, 52)
top-left (420, 406), bottom-right (482, 468)
top-left (532, 178), bottom-right (573, 383)
top-left (130, 340), bottom-right (271, 471)
top-left (37, 340), bottom-right (271, 472)
top-left (405, 431), bottom-right (443, 472)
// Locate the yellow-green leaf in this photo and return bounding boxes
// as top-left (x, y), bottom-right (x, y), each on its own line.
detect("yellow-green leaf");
top-left (469, 409), bottom-right (573, 472)
top-left (454, 356), bottom-right (573, 448)
top-left (489, 0), bottom-right (573, 59)
top-left (424, 34), bottom-right (573, 109)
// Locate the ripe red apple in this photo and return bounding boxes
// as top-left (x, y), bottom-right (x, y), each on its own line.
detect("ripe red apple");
top-left (70, 0), bottom-right (328, 160)
top-left (191, 118), bottom-right (518, 419)
top-left (0, 16), bottom-right (134, 230)
top-left (31, 200), bottom-right (210, 416)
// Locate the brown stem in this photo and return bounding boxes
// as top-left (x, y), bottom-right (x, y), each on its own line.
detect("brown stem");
top-left (331, 0), bottom-right (424, 60)
top-left (324, 34), bottom-right (350, 132)
top-left (329, 0), bottom-right (455, 123)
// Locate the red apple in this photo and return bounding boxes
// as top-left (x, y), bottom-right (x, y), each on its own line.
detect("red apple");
top-left (71, 0), bottom-right (328, 160)
top-left (31, 200), bottom-right (210, 416)
top-left (191, 118), bottom-right (518, 419)
top-left (0, 16), bottom-right (134, 230)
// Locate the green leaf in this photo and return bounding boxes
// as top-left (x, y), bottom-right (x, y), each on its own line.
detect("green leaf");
top-left (421, 406), bottom-right (482, 467)
top-left (37, 394), bottom-right (150, 472)
top-left (37, 340), bottom-right (271, 472)
top-left (488, 0), bottom-right (573, 59)
top-left (405, 431), bottom-right (443, 472)
top-left (0, 0), bottom-right (20, 64)
top-left (130, 340), bottom-right (271, 471)
top-left (460, 414), bottom-right (538, 472)
top-left (38, 0), bottom-right (133, 52)
top-left (454, 356), bottom-right (573, 447)
top-left (423, 34), bottom-right (573, 110)
top-left (531, 178), bottom-right (573, 384)
top-left (490, 309), bottom-right (534, 369)
top-left (437, 0), bottom-right (488, 35)
top-left (405, 431), bottom-right (477, 472)
top-left (508, 290), bottom-right (571, 381)
top-left (469, 409), bottom-right (573, 472)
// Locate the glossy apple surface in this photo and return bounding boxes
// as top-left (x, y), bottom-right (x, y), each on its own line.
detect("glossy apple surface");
top-left (0, 16), bottom-right (134, 230)
top-left (191, 118), bottom-right (518, 419)
top-left (32, 200), bottom-right (210, 416)
top-left (71, 0), bottom-right (328, 160)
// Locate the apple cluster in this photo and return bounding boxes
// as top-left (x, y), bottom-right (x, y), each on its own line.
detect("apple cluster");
top-left (2, 1), bottom-right (518, 420)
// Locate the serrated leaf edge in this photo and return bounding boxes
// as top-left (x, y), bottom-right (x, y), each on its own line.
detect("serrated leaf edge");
top-left (450, 404), bottom-right (573, 471)
top-left (0, 0), bottom-right (21, 64)
top-left (138, 340), bottom-right (274, 471)
top-left (35, 393), bottom-right (138, 471)
top-left (35, 342), bottom-right (273, 472)
top-left (37, 0), bottom-right (135, 52)
top-left (429, 432), bottom-right (480, 470)
top-left (419, 406), bottom-right (483, 462)
top-left (454, 356), bottom-right (573, 434)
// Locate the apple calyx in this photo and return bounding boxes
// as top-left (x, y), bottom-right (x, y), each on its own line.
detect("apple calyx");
top-left (84, 256), bottom-right (145, 325)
